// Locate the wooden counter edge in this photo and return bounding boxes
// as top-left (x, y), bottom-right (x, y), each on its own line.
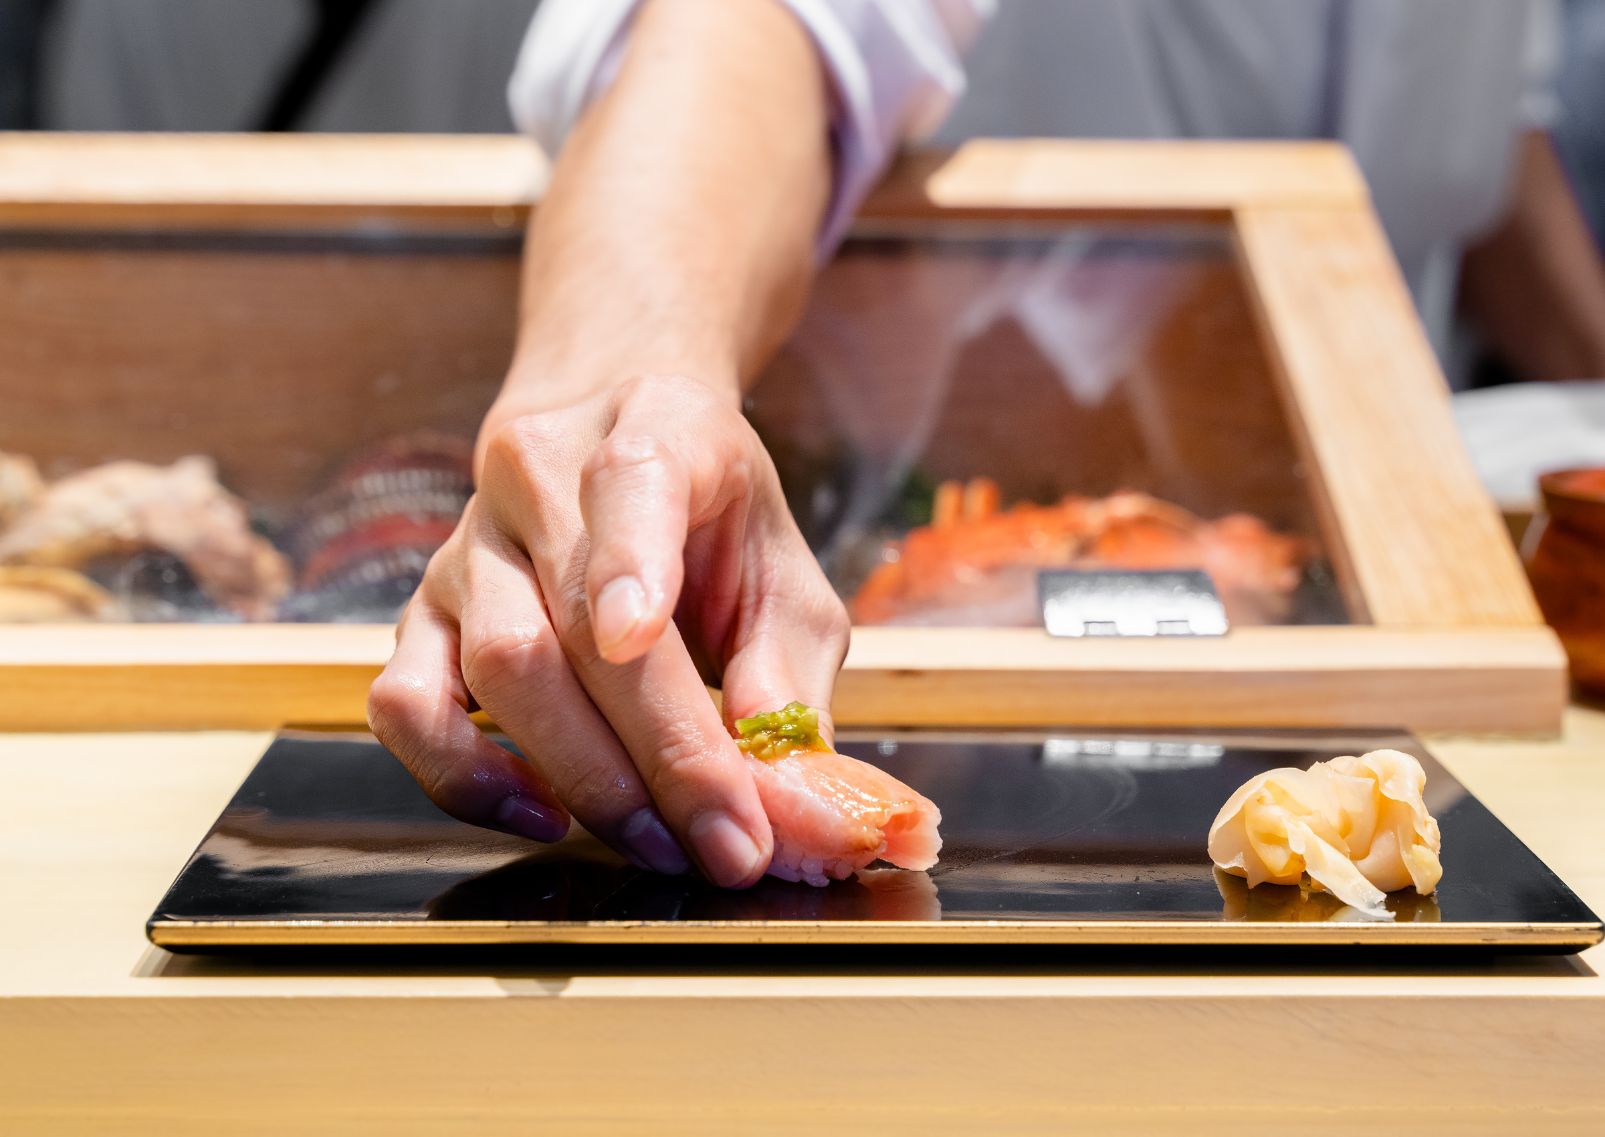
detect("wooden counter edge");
top-left (0, 135), bottom-right (1366, 225)
top-left (3, 990), bottom-right (1602, 1135)
top-left (0, 624), bottom-right (1566, 734)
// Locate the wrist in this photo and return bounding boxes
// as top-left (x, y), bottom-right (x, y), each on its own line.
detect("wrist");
top-left (501, 334), bottom-right (739, 406)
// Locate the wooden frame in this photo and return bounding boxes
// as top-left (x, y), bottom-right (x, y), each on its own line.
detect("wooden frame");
top-left (0, 135), bottom-right (1566, 733)
top-left (0, 624), bottom-right (1564, 734)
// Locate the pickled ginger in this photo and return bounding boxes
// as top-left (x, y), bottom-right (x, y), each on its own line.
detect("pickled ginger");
top-left (1208, 748), bottom-right (1443, 920)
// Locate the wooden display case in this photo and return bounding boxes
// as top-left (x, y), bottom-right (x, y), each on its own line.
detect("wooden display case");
top-left (0, 134), bottom-right (1564, 733)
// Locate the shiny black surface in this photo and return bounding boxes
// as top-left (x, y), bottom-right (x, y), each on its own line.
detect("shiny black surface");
top-left (151, 730), bottom-right (1600, 941)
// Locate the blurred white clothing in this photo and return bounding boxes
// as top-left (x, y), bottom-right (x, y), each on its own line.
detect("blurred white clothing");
top-left (511, 0), bottom-right (1561, 360)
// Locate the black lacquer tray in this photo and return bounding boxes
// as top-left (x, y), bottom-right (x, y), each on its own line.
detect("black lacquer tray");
top-left (148, 729), bottom-right (1602, 951)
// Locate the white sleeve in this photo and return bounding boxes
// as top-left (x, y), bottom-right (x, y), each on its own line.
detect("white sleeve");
top-left (1518, 0), bottom-right (1563, 129)
top-left (506, 0), bottom-right (992, 252)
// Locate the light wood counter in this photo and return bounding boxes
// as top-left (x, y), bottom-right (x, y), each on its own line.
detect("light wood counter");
top-left (3, 712), bottom-right (1603, 1135)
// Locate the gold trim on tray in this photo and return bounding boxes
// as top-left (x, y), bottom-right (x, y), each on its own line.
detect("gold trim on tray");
top-left (147, 918), bottom-right (1605, 949)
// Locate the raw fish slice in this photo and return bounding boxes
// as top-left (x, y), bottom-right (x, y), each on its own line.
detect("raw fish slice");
top-left (736, 703), bottom-right (942, 888)
top-left (748, 747), bottom-right (943, 886)
top-left (850, 483), bottom-right (1306, 628)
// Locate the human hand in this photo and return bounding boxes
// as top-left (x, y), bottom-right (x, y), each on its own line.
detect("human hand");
top-left (367, 374), bottom-right (850, 887)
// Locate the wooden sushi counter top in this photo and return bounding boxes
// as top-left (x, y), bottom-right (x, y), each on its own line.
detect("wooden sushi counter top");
top-left (0, 134), bottom-right (1595, 1132)
top-left (2, 712), bottom-right (1603, 1136)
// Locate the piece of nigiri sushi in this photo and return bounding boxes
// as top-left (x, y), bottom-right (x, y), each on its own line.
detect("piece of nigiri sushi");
top-left (735, 703), bottom-right (942, 887)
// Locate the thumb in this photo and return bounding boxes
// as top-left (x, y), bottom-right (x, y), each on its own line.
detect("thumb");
top-left (718, 580), bottom-right (850, 749)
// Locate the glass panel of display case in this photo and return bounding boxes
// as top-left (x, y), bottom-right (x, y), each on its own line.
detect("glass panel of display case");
top-left (749, 224), bottom-right (1348, 627)
top-left (0, 219), bottom-right (1348, 625)
top-left (0, 226), bottom-right (516, 623)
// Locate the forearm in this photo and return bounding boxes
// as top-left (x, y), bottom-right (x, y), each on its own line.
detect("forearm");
top-left (496, 0), bottom-right (831, 422)
top-left (1460, 130), bottom-right (1605, 382)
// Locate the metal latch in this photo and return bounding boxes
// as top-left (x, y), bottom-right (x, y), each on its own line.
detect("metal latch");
top-left (1037, 569), bottom-right (1229, 638)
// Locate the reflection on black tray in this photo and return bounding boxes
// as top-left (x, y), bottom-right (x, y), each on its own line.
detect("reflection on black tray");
top-left (148, 729), bottom-right (1601, 946)
top-left (426, 855), bottom-right (940, 923)
top-left (1212, 868), bottom-right (1441, 924)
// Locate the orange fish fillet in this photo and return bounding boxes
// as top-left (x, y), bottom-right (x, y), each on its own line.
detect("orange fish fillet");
top-left (736, 703), bottom-right (942, 887)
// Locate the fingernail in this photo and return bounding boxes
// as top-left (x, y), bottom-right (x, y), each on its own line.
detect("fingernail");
top-left (593, 576), bottom-right (648, 657)
top-left (620, 807), bottom-right (691, 875)
top-left (493, 795), bottom-right (568, 843)
top-left (688, 811), bottom-right (768, 888)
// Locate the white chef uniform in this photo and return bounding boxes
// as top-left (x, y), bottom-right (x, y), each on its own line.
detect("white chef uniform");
top-left (509, 0), bottom-right (1561, 358)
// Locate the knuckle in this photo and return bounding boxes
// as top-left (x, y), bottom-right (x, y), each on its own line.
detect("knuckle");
top-left (716, 424), bottom-right (768, 500)
top-left (460, 625), bottom-right (560, 697)
top-left (391, 600), bottom-right (417, 642)
top-left (366, 670), bottom-right (426, 745)
top-left (618, 372), bottom-right (697, 405)
top-left (645, 733), bottom-right (721, 799)
top-left (421, 521), bottom-right (468, 577)
top-left (557, 605), bottom-right (599, 655)
top-left (582, 433), bottom-right (676, 486)
top-left (815, 592), bottom-right (853, 643)
top-left (366, 666), bottom-right (479, 819)
top-left (483, 414), bottom-right (565, 476)
top-left (558, 761), bottom-right (634, 818)
top-left (726, 408), bottom-right (763, 448)
top-left (619, 374), bottom-right (737, 437)
top-left (722, 447), bottom-right (756, 496)
top-left (410, 754), bottom-right (457, 807)
top-left (536, 573), bottom-right (597, 653)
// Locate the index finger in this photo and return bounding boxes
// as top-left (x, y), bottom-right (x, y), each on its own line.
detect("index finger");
top-left (486, 480), bottom-right (773, 888)
top-left (578, 432), bottom-right (690, 665)
top-left (579, 616), bottom-right (775, 889)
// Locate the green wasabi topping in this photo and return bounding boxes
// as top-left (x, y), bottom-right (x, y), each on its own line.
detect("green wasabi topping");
top-left (734, 701), bottom-right (825, 762)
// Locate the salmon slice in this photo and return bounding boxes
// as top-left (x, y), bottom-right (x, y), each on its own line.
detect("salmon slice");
top-left (735, 703), bottom-right (943, 888)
